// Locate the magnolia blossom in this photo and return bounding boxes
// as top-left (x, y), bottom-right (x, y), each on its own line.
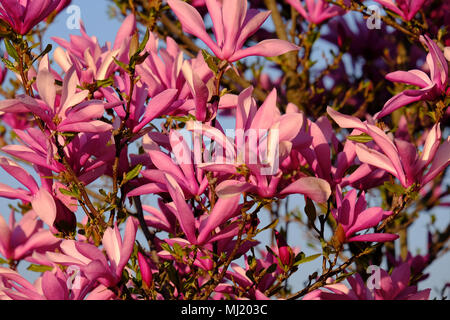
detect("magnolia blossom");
top-left (328, 107), bottom-right (450, 189)
top-left (0, 267), bottom-right (114, 300)
top-left (332, 188), bottom-right (398, 243)
top-left (53, 14), bottom-right (136, 82)
top-left (285, 0), bottom-right (345, 25)
top-left (0, 210), bottom-right (59, 261)
top-left (374, 0), bottom-right (426, 21)
top-left (0, 56), bottom-right (115, 133)
top-left (304, 263), bottom-right (431, 300)
top-left (46, 217), bottom-right (138, 287)
top-left (0, 0), bottom-right (60, 34)
top-left (167, 0), bottom-right (300, 62)
top-left (378, 35), bottom-right (448, 118)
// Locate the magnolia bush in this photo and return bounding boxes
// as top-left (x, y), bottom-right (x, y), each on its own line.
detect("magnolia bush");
top-left (0, 0), bottom-right (448, 301)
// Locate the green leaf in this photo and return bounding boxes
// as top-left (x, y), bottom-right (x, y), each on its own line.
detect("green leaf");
top-left (336, 272), bottom-right (356, 283)
top-left (201, 49), bottom-right (219, 74)
top-left (293, 253), bottom-right (321, 266)
top-left (137, 28), bottom-right (150, 54)
top-left (113, 56), bottom-right (130, 73)
top-left (172, 242), bottom-right (184, 257)
top-left (0, 257), bottom-right (7, 265)
top-left (27, 264), bottom-right (53, 273)
top-left (124, 164), bottom-right (143, 183)
top-left (160, 242), bottom-right (173, 253)
top-left (96, 77), bottom-right (114, 88)
top-left (347, 133), bottom-right (373, 143)
top-left (4, 39), bottom-right (19, 62)
top-left (59, 187), bottom-right (80, 199)
top-left (257, 218), bottom-right (278, 234)
top-left (1, 57), bottom-right (17, 72)
top-left (384, 181), bottom-right (406, 195)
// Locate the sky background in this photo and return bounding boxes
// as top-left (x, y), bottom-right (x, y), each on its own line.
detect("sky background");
top-left (0, 0), bottom-right (448, 299)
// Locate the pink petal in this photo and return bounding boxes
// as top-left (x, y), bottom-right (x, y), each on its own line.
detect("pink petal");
top-left (197, 195), bottom-right (240, 244)
top-left (348, 233), bottom-right (399, 242)
top-left (31, 189), bottom-right (56, 227)
top-left (229, 39), bottom-right (300, 62)
top-left (167, 0), bottom-right (222, 57)
top-left (42, 271), bottom-right (68, 300)
top-left (279, 176), bottom-right (331, 203)
top-left (216, 180), bottom-right (255, 198)
top-left (164, 173), bottom-right (197, 244)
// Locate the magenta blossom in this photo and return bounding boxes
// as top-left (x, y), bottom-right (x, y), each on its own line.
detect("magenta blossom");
top-left (0, 210), bottom-right (59, 261)
top-left (377, 35), bottom-right (448, 118)
top-left (46, 217), bottom-right (138, 287)
top-left (0, 0), bottom-right (60, 34)
top-left (332, 187), bottom-right (398, 243)
top-left (304, 263), bottom-right (431, 300)
top-left (328, 108), bottom-right (450, 189)
top-left (167, 0), bottom-right (299, 62)
top-left (0, 267), bottom-right (114, 300)
top-left (0, 56), bottom-right (116, 134)
top-left (285, 0), bottom-right (345, 25)
top-left (374, 0), bottom-right (426, 21)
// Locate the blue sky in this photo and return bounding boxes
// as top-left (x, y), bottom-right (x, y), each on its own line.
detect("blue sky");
top-left (0, 0), bottom-right (448, 299)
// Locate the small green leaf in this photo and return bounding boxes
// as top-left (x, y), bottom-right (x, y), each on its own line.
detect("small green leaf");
top-left (113, 56), bottom-right (130, 73)
top-left (0, 257), bottom-right (7, 265)
top-left (201, 49), bottom-right (219, 74)
top-left (347, 133), bottom-right (373, 143)
top-left (1, 57), bottom-right (17, 72)
top-left (257, 218), bottom-right (278, 234)
top-left (4, 39), bottom-right (19, 62)
top-left (384, 181), bottom-right (406, 195)
top-left (293, 253), bottom-right (321, 266)
top-left (137, 28), bottom-right (150, 54)
top-left (27, 264), bottom-right (53, 273)
top-left (96, 78), bottom-right (114, 88)
top-left (59, 187), bottom-right (80, 199)
top-left (336, 272), bottom-right (356, 283)
top-left (124, 164), bottom-right (143, 183)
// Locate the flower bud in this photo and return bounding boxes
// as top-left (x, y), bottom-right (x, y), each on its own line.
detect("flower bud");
top-left (138, 252), bottom-right (153, 288)
top-left (275, 231), bottom-right (294, 268)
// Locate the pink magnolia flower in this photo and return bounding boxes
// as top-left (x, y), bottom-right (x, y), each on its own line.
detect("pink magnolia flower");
top-left (0, 267), bottom-right (114, 300)
top-left (167, 0), bottom-right (299, 62)
top-left (0, 0), bottom-right (60, 34)
top-left (0, 210), bottom-right (60, 261)
top-left (377, 35), bottom-right (448, 118)
top-left (53, 14), bottom-right (136, 82)
top-left (127, 130), bottom-right (209, 198)
top-left (285, 0), bottom-right (345, 25)
top-left (156, 173), bottom-right (242, 245)
top-left (333, 187), bottom-right (398, 243)
top-left (328, 107), bottom-right (450, 188)
top-left (0, 156), bottom-right (74, 229)
top-left (283, 106), bottom-right (389, 191)
top-left (181, 87), bottom-right (331, 204)
top-left (304, 263), bottom-right (431, 300)
top-left (374, 0), bottom-right (426, 21)
top-left (46, 217), bottom-right (138, 287)
top-left (0, 56), bottom-right (114, 134)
